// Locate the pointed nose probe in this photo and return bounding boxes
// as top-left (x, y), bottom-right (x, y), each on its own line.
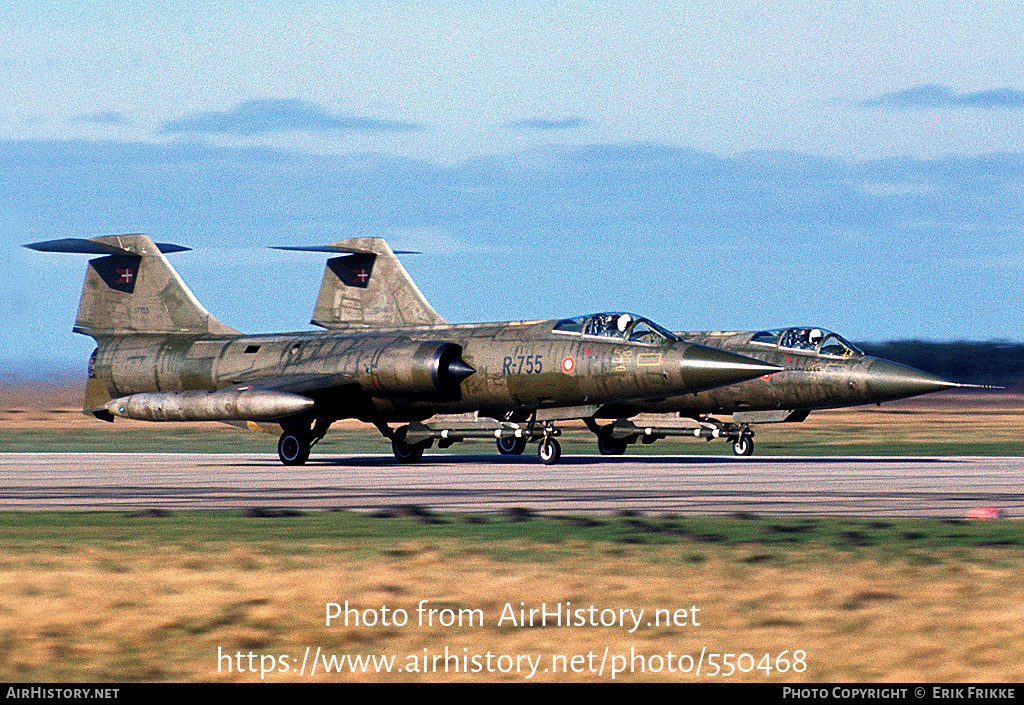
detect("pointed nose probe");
top-left (865, 359), bottom-right (963, 401)
top-left (679, 345), bottom-right (784, 393)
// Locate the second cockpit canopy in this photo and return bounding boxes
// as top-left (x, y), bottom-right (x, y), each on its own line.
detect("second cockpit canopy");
top-left (553, 312), bottom-right (679, 346)
top-left (750, 327), bottom-right (864, 357)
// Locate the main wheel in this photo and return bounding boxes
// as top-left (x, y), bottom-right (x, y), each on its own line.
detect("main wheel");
top-left (496, 436), bottom-right (528, 455)
top-left (732, 435), bottom-right (754, 456)
top-left (392, 439), bottom-right (424, 463)
top-left (538, 437), bottom-right (562, 465)
top-left (278, 433), bottom-right (310, 466)
top-left (596, 433), bottom-right (627, 456)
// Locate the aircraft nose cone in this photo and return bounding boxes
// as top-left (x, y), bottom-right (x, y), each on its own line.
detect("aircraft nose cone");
top-left (680, 345), bottom-right (784, 393)
top-left (865, 358), bottom-right (957, 401)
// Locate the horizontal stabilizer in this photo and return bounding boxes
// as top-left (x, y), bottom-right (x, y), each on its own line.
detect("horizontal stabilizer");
top-left (272, 244), bottom-right (420, 255)
top-left (25, 237), bottom-right (191, 255)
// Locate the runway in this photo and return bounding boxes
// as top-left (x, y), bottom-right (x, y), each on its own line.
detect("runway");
top-left (1, 452), bottom-right (1022, 517)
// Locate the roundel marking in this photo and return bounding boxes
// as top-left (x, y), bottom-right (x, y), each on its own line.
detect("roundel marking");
top-left (562, 356), bottom-right (576, 373)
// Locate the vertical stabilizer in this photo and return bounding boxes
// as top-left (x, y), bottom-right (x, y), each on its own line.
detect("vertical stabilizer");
top-left (274, 238), bottom-right (448, 329)
top-left (25, 234), bottom-right (239, 337)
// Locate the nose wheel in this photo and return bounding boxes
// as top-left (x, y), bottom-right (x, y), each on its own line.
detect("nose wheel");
top-left (538, 437), bottom-right (561, 464)
top-left (732, 433), bottom-right (754, 456)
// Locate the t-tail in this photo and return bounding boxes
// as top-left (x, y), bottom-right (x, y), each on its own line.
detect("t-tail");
top-left (25, 233), bottom-right (239, 414)
top-left (25, 234), bottom-right (238, 338)
top-left (273, 237), bottom-right (448, 329)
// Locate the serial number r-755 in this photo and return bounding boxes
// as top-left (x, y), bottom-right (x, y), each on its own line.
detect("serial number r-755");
top-left (503, 354), bottom-right (543, 375)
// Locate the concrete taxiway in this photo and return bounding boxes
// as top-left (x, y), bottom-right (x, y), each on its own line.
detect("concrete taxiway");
top-left (1, 452), bottom-right (1021, 517)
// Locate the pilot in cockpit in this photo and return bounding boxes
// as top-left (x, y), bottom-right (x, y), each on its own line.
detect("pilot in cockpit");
top-left (781, 327), bottom-right (823, 350)
top-left (585, 313), bottom-right (636, 338)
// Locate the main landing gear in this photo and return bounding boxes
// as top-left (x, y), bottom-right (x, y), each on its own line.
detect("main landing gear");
top-left (391, 438), bottom-right (425, 463)
top-left (496, 435), bottom-right (529, 455)
top-left (585, 418), bottom-right (758, 457)
top-left (379, 418), bottom-right (564, 464)
top-left (383, 423), bottom-right (430, 464)
top-left (596, 431), bottom-right (628, 456)
top-left (278, 432), bottom-right (310, 466)
top-left (277, 417), bottom-right (331, 466)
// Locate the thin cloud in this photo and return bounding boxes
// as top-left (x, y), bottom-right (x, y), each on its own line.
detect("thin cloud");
top-left (160, 98), bottom-right (425, 136)
top-left (861, 84), bottom-right (1024, 110)
top-left (72, 111), bottom-right (132, 126)
top-left (506, 117), bottom-right (589, 131)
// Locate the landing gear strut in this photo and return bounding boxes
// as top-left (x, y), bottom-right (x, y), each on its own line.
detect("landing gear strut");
top-left (732, 431), bottom-right (754, 456)
top-left (536, 422), bottom-right (562, 464)
top-left (538, 436), bottom-right (561, 464)
top-left (277, 417), bottom-right (331, 466)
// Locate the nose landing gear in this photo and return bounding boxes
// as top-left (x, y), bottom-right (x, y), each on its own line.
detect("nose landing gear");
top-left (732, 430), bottom-right (754, 456)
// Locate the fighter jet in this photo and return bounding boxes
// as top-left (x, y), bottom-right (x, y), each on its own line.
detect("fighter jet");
top-left (420, 326), bottom-right (975, 458)
top-left (579, 326), bottom-right (983, 456)
top-left (25, 234), bottom-right (782, 465)
top-left (289, 246), bottom-right (981, 459)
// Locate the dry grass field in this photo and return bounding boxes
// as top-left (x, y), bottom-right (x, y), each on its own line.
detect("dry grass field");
top-left (1, 513), bottom-right (1023, 683)
top-left (2, 383), bottom-right (1023, 683)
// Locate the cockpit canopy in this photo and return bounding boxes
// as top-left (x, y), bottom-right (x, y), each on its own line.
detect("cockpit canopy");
top-left (750, 327), bottom-right (864, 357)
top-left (553, 312), bottom-right (678, 345)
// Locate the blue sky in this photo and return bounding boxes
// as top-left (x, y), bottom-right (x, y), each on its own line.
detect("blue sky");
top-left (2, 2), bottom-right (1023, 374)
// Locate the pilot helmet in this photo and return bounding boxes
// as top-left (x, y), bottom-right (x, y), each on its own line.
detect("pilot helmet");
top-left (808, 328), bottom-right (823, 344)
top-left (616, 314), bottom-right (632, 332)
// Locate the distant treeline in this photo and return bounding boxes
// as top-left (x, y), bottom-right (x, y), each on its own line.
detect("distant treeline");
top-left (857, 341), bottom-right (1024, 389)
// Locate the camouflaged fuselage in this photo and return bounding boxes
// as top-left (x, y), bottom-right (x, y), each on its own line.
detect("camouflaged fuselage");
top-left (88, 321), bottom-right (766, 423)
top-left (597, 330), bottom-right (940, 418)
